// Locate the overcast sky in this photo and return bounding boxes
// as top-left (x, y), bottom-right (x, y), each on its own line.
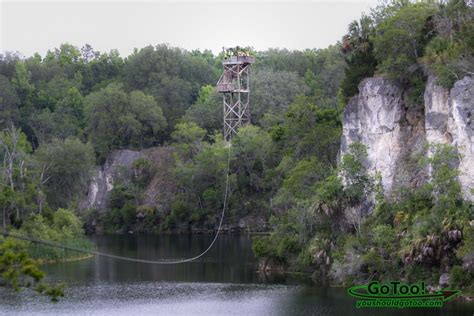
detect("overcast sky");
top-left (1, 0), bottom-right (378, 57)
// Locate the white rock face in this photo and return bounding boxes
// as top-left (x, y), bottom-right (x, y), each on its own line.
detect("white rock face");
top-left (341, 75), bottom-right (473, 202)
top-left (425, 76), bottom-right (474, 201)
top-left (80, 147), bottom-right (178, 212)
top-left (341, 77), bottom-right (406, 196)
top-left (81, 149), bottom-right (142, 210)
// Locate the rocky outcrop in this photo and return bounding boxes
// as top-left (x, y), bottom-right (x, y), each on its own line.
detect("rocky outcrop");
top-left (341, 75), bottom-right (473, 202)
top-left (80, 146), bottom-right (269, 233)
top-left (425, 76), bottom-right (474, 201)
top-left (81, 150), bottom-right (142, 210)
top-left (341, 77), bottom-right (427, 198)
top-left (80, 147), bottom-right (177, 212)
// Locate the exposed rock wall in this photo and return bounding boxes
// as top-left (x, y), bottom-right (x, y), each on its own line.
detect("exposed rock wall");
top-left (80, 147), bottom-right (177, 212)
top-left (341, 77), bottom-right (427, 198)
top-left (341, 75), bottom-right (473, 202)
top-left (80, 146), bottom-right (268, 232)
top-left (425, 76), bottom-right (474, 201)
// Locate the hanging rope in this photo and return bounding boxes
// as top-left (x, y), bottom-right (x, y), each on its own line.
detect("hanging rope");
top-left (1, 143), bottom-right (233, 265)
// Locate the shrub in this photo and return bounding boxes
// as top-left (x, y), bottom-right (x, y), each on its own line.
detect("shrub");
top-left (449, 265), bottom-right (472, 289)
top-left (340, 142), bottom-right (371, 203)
top-left (18, 209), bottom-right (93, 261)
top-left (372, 224), bottom-right (396, 252)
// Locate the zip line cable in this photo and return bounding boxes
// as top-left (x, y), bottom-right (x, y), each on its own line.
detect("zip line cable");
top-left (0, 143), bottom-right (233, 265)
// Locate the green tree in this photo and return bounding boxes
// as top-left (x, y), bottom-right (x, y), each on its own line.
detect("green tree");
top-left (31, 87), bottom-right (84, 144)
top-left (0, 238), bottom-right (64, 302)
top-left (374, 3), bottom-right (436, 105)
top-left (84, 83), bottom-right (167, 159)
top-left (123, 45), bottom-right (217, 130)
top-left (275, 156), bottom-right (329, 207)
top-left (233, 125), bottom-right (274, 193)
top-left (282, 96), bottom-right (341, 164)
top-left (251, 68), bottom-right (308, 127)
top-left (34, 137), bottom-right (94, 208)
top-left (429, 144), bottom-right (461, 200)
top-left (173, 136), bottom-right (232, 225)
top-left (0, 126), bottom-right (34, 226)
top-left (340, 15), bottom-right (377, 100)
top-left (52, 208), bottom-right (85, 239)
top-left (340, 142), bottom-right (371, 203)
top-left (0, 75), bottom-right (20, 128)
top-left (373, 3), bottom-right (436, 84)
top-left (183, 85), bottom-right (221, 133)
top-left (422, 1), bottom-right (474, 88)
top-left (11, 61), bottom-right (35, 107)
top-left (45, 43), bottom-right (81, 66)
top-left (171, 122), bottom-right (206, 160)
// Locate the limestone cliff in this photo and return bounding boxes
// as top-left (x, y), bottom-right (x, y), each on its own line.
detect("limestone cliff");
top-left (80, 147), bottom-right (177, 212)
top-left (425, 76), bottom-right (474, 201)
top-left (341, 75), bottom-right (473, 203)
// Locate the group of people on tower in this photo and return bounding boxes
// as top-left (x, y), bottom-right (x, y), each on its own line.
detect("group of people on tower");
top-left (223, 46), bottom-right (251, 59)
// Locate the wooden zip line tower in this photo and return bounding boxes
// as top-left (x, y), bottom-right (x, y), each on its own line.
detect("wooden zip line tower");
top-left (217, 54), bottom-right (255, 140)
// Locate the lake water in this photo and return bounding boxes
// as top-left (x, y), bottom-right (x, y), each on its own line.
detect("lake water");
top-left (0, 234), bottom-right (472, 315)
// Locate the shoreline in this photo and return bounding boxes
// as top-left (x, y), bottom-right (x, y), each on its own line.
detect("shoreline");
top-left (36, 253), bottom-right (94, 265)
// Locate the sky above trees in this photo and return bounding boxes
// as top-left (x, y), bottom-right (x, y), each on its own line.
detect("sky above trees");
top-left (1, 0), bottom-right (377, 57)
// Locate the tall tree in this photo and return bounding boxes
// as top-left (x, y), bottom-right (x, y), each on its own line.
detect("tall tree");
top-left (34, 137), bottom-right (94, 208)
top-left (84, 83), bottom-right (166, 160)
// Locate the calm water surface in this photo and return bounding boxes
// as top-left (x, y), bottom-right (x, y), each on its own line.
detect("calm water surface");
top-left (0, 234), bottom-right (472, 315)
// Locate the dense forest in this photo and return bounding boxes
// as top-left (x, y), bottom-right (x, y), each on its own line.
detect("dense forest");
top-left (0, 0), bottom-right (473, 300)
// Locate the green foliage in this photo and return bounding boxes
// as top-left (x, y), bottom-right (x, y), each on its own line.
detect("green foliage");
top-left (255, 46), bottom-right (345, 108)
top-left (11, 61), bottom-right (34, 107)
top-left (131, 158), bottom-right (152, 188)
top-left (422, 1), bottom-right (474, 88)
top-left (171, 122), bottom-right (206, 160)
top-left (52, 208), bottom-right (84, 239)
top-left (340, 1), bottom-right (473, 106)
top-left (163, 200), bottom-right (193, 230)
top-left (252, 232), bottom-right (301, 264)
top-left (340, 47), bottom-right (377, 101)
top-left (340, 15), bottom-right (377, 100)
top-left (332, 143), bottom-right (471, 284)
top-left (85, 83), bottom-right (167, 160)
top-left (31, 86), bottom-right (85, 144)
top-left (183, 85), bottom-right (221, 133)
top-left (0, 238), bottom-right (64, 302)
top-left (34, 137), bottom-right (95, 208)
top-left (233, 125), bottom-right (275, 193)
top-left (0, 126), bottom-right (38, 225)
top-left (123, 44), bottom-right (218, 129)
top-left (252, 236), bottom-right (272, 258)
top-left (313, 172), bottom-right (344, 211)
top-left (449, 265), bottom-right (473, 290)
top-left (0, 74), bottom-right (20, 128)
top-left (172, 134), bottom-right (233, 225)
top-left (251, 68), bottom-right (308, 126)
top-left (372, 224), bottom-right (396, 252)
top-left (281, 96), bottom-right (341, 164)
top-left (340, 142), bottom-right (371, 203)
top-left (340, 2), bottom-right (437, 106)
top-left (106, 184), bottom-right (137, 233)
top-left (373, 3), bottom-right (436, 83)
top-left (428, 144), bottom-right (462, 204)
top-left (276, 157), bottom-right (329, 206)
top-left (18, 209), bottom-right (93, 261)
top-left (457, 225), bottom-right (473, 259)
